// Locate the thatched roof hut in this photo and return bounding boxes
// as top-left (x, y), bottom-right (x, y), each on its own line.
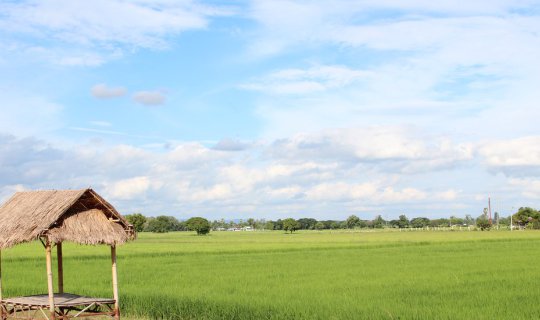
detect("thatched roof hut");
top-left (0, 188), bottom-right (134, 249)
top-left (0, 188), bottom-right (135, 320)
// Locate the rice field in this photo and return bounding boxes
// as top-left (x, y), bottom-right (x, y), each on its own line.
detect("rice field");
top-left (2, 230), bottom-right (540, 319)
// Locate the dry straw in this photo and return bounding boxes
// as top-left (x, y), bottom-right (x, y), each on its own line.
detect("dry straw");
top-left (0, 188), bottom-right (135, 249)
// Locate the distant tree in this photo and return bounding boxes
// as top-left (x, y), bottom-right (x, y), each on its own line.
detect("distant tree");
top-left (264, 221), bottom-right (275, 230)
top-left (186, 217), bottom-right (211, 235)
top-left (357, 219), bottom-right (367, 228)
top-left (476, 214), bottom-right (491, 231)
top-left (498, 216), bottom-right (511, 226)
top-left (297, 218), bottom-right (318, 230)
top-left (512, 207), bottom-right (540, 229)
top-left (145, 216), bottom-right (175, 233)
top-left (430, 218), bottom-right (450, 227)
top-left (397, 215), bottom-right (409, 229)
top-left (372, 215), bottom-right (386, 229)
top-left (464, 214), bottom-right (475, 226)
top-left (493, 212), bottom-right (500, 225)
top-left (330, 221), bottom-right (341, 229)
top-left (389, 220), bottom-right (400, 228)
top-left (275, 219), bottom-right (284, 230)
top-left (315, 221), bottom-right (325, 230)
top-left (346, 215), bottom-right (361, 229)
top-left (282, 218), bottom-right (301, 233)
top-left (410, 217), bottom-right (430, 228)
top-left (449, 216), bottom-right (464, 226)
top-left (247, 218), bottom-right (255, 227)
top-left (125, 213), bottom-right (147, 232)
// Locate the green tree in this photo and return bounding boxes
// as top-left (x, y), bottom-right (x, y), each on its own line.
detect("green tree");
top-left (125, 213), bottom-right (147, 232)
top-left (464, 214), bottom-right (475, 226)
top-left (298, 218), bottom-right (318, 230)
top-left (315, 221), bottom-right (325, 230)
top-left (512, 207), bottom-right (540, 229)
top-left (372, 215), bottom-right (386, 229)
top-left (449, 216), bottom-right (464, 226)
top-left (186, 217), bottom-right (211, 235)
top-left (476, 214), bottom-right (491, 231)
top-left (346, 215), bottom-right (360, 229)
top-left (282, 218), bottom-right (300, 233)
top-left (397, 215), bottom-right (409, 228)
top-left (264, 221), bottom-right (275, 230)
top-left (410, 217), bottom-right (430, 228)
top-left (145, 216), bottom-right (174, 233)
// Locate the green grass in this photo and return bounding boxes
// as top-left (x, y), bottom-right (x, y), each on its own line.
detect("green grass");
top-left (2, 230), bottom-right (540, 319)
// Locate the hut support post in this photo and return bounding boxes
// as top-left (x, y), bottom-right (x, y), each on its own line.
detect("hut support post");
top-left (45, 242), bottom-right (56, 320)
top-left (57, 243), bottom-right (64, 294)
top-left (0, 249), bottom-right (3, 301)
top-left (111, 245), bottom-right (120, 320)
top-left (0, 250), bottom-right (3, 320)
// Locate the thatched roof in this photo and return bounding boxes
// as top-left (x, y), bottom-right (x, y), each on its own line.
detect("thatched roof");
top-left (0, 189), bottom-right (135, 249)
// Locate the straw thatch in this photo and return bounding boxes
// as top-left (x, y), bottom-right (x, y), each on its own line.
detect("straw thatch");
top-left (0, 189), bottom-right (135, 249)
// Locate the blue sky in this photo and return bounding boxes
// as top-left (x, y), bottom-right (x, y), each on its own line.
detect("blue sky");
top-left (1, 0), bottom-right (540, 220)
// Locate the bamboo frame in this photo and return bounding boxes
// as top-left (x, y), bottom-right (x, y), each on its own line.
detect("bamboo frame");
top-left (57, 243), bottom-right (63, 294)
top-left (45, 243), bottom-right (55, 320)
top-left (1, 250), bottom-right (3, 301)
top-left (1, 249), bottom-right (3, 320)
top-left (111, 246), bottom-right (119, 320)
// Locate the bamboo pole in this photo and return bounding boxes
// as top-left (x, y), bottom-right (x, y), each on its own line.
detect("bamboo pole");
top-left (45, 242), bottom-right (56, 320)
top-left (57, 243), bottom-right (64, 294)
top-left (0, 250), bottom-right (3, 301)
top-left (0, 250), bottom-right (3, 320)
top-left (111, 245), bottom-right (120, 320)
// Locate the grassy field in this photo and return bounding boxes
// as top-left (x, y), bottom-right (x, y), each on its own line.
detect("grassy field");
top-left (2, 230), bottom-right (540, 319)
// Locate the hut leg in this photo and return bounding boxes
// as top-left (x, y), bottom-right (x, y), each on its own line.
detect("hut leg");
top-left (0, 250), bottom-right (4, 320)
top-left (57, 243), bottom-right (64, 294)
top-left (0, 249), bottom-right (3, 301)
top-left (111, 245), bottom-right (120, 320)
top-left (46, 242), bottom-right (56, 320)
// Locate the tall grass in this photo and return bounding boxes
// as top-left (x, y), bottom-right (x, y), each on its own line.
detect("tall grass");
top-left (2, 230), bottom-right (540, 319)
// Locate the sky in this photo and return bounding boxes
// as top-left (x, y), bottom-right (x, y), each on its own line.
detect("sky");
top-left (1, 0), bottom-right (540, 220)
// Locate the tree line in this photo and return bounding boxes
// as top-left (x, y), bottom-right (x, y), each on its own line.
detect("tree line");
top-left (125, 207), bottom-right (540, 234)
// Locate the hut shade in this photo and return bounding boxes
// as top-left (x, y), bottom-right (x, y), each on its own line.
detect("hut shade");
top-left (47, 209), bottom-right (129, 245)
top-left (0, 189), bottom-right (134, 249)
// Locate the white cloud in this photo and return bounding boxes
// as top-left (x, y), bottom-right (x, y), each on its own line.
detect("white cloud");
top-left (105, 176), bottom-right (151, 200)
top-left (91, 84), bottom-right (127, 99)
top-left (509, 178), bottom-right (540, 199)
top-left (479, 136), bottom-right (540, 167)
top-left (133, 90), bottom-right (166, 106)
top-left (242, 65), bottom-right (371, 94)
top-left (0, 0), bottom-right (231, 65)
top-left (0, 130), bottom-right (484, 219)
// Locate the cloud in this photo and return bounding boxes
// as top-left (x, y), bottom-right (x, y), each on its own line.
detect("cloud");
top-left (0, 0), bottom-right (232, 65)
top-left (509, 178), bottom-right (540, 199)
top-left (478, 136), bottom-right (540, 177)
top-left (91, 84), bottom-right (127, 99)
top-left (133, 90), bottom-right (166, 106)
top-left (0, 130), bottom-right (483, 219)
top-left (212, 138), bottom-right (251, 151)
top-left (105, 176), bottom-right (151, 200)
top-left (241, 65), bottom-right (371, 94)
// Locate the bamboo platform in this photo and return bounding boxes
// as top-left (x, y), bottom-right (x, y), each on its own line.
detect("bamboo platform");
top-left (0, 293), bottom-right (116, 319)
